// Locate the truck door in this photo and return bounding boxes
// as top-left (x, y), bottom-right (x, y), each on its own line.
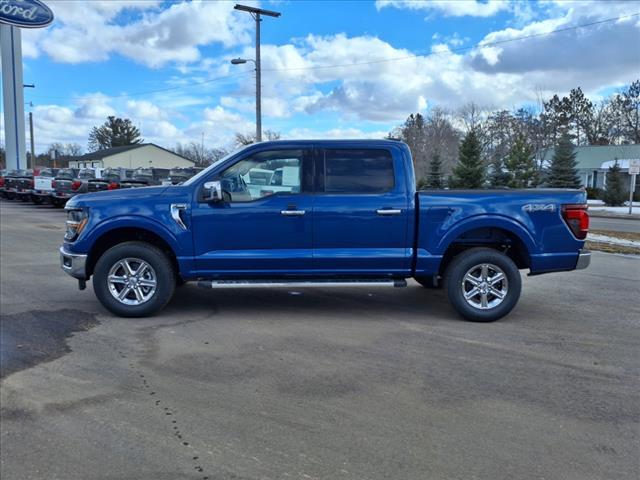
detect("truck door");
top-left (191, 147), bottom-right (314, 275)
top-left (312, 147), bottom-right (411, 275)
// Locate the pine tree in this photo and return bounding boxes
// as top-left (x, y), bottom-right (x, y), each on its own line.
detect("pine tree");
top-left (452, 129), bottom-right (485, 188)
top-left (547, 133), bottom-right (581, 188)
top-left (88, 116), bottom-right (143, 152)
top-left (488, 157), bottom-right (510, 187)
top-left (505, 134), bottom-right (537, 188)
top-left (426, 152), bottom-right (444, 188)
top-left (602, 161), bottom-right (627, 206)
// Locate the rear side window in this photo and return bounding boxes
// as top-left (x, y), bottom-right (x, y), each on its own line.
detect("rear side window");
top-left (322, 149), bottom-right (394, 194)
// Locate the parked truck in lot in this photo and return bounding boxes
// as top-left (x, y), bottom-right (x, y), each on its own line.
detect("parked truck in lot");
top-left (59, 140), bottom-right (590, 321)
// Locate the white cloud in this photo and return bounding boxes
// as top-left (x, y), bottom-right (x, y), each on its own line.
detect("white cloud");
top-left (284, 127), bottom-right (389, 140)
top-left (377, 0), bottom-right (511, 18)
top-left (22, 0), bottom-right (253, 67)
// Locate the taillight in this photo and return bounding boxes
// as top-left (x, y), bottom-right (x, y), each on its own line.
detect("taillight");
top-left (71, 180), bottom-right (82, 191)
top-left (29, 179), bottom-right (34, 187)
top-left (52, 180), bottom-right (56, 188)
top-left (0, 177), bottom-right (4, 187)
top-left (562, 204), bottom-right (589, 240)
top-left (107, 182), bottom-right (120, 190)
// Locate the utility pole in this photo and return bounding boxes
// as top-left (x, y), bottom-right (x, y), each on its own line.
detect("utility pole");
top-left (233, 4), bottom-right (281, 142)
top-left (29, 111), bottom-right (35, 169)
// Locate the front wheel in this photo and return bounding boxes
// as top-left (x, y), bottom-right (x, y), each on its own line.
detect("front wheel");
top-left (444, 248), bottom-right (521, 322)
top-left (93, 242), bottom-right (176, 317)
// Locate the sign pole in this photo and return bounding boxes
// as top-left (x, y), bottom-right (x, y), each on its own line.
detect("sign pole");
top-left (630, 174), bottom-right (636, 215)
top-left (629, 160), bottom-right (640, 215)
top-left (1, 24), bottom-right (27, 170)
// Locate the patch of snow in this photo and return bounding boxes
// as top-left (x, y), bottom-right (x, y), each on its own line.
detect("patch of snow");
top-left (588, 233), bottom-right (640, 248)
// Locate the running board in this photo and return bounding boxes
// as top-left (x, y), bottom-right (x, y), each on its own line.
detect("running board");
top-left (197, 278), bottom-right (407, 289)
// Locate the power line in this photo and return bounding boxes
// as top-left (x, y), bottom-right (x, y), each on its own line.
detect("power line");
top-left (262, 12), bottom-right (640, 72)
top-left (26, 69), bottom-right (254, 102)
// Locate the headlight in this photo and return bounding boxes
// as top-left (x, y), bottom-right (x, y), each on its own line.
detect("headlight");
top-left (64, 207), bottom-right (89, 241)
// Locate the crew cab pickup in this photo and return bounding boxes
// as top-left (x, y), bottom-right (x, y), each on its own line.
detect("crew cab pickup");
top-left (59, 140), bottom-right (590, 322)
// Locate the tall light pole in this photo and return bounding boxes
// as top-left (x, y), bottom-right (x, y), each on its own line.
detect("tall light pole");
top-left (24, 85), bottom-right (35, 169)
top-left (233, 4), bottom-right (281, 142)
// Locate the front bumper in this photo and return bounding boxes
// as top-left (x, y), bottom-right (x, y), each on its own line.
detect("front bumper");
top-left (60, 246), bottom-right (88, 280)
top-left (575, 249), bottom-right (591, 270)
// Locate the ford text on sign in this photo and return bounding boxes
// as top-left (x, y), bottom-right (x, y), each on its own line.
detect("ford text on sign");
top-left (0, 0), bottom-right (53, 28)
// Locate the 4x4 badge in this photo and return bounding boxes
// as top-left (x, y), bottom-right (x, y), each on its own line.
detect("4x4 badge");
top-left (523, 203), bottom-right (556, 213)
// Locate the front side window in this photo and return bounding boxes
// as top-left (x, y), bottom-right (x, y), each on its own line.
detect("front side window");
top-left (220, 149), bottom-right (304, 202)
top-left (322, 149), bottom-right (395, 194)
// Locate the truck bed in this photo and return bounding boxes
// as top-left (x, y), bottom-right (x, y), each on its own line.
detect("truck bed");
top-left (415, 189), bottom-right (587, 275)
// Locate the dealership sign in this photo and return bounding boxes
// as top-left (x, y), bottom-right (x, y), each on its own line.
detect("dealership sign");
top-left (0, 0), bottom-right (53, 28)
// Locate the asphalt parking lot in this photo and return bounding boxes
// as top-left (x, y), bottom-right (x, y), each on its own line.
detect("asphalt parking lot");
top-left (1, 199), bottom-right (639, 480)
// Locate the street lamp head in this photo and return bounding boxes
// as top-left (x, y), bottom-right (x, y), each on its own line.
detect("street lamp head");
top-left (234, 4), bottom-right (281, 17)
top-left (231, 58), bottom-right (248, 65)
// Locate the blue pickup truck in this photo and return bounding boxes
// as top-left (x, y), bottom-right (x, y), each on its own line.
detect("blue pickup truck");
top-left (60, 140), bottom-right (590, 322)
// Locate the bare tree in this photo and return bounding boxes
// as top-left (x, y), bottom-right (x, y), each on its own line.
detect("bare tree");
top-left (173, 142), bottom-right (228, 167)
top-left (235, 130), bottom-right (281, 146)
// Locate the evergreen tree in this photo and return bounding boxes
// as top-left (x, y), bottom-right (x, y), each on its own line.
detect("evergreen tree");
top-left (426, 152), bottom-right (444, 188)
top-left (602, 161), bottom-right (627, 206)
top-left (488, 157), bottom-right (510, 187)
top-left (452, 129), bottom-right (485, 188)
top-left (547, 133), bottom-right (581, 188)
top-left (505, 134), bottom-right (537, 188)
top-left (88, 116), bottom-right (143, 152)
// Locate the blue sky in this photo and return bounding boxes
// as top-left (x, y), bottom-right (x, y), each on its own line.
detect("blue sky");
top-left (3, 0), bottom-right (639, 152)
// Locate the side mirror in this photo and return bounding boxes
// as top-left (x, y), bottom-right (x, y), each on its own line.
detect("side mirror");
top-left (203, 180), bottom-right (223, 202)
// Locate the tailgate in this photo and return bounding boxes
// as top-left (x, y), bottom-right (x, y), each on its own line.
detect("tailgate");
top-left (35, 177), bottom-right (53, 191)
top-left (87, 179), bottom-right (110, 192)
top-left (54, 179), bottom-right (74, 195)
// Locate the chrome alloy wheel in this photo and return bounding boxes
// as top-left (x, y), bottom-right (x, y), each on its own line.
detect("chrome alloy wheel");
top-left (461, 263), bottom-right (509, 310)
top-left (107, 258), bottom-right (157, 306)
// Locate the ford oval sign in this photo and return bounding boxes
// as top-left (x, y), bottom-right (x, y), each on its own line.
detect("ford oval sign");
top-left (0, 0), bottom-right (54, 28)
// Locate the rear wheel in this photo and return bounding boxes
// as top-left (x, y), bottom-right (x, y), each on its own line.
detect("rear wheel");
top-left (93, 242), bottom-right (176, 317)
top-left (444, 247), bottom-right (521, 322)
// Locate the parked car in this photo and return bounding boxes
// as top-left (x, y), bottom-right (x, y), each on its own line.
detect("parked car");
top-left (120, 167), bottom-right (171, 188)
top-left (0, 169), bottom-right (9, 198)
top-left (86, 168), bottom-right (138, 193)
top-left (31, 168), bottom-right (60, 204)
top-left (166, 167), bottom-right (202, 185)
top-left (4, 169), bottom-right (36, 201)
top-left (50, 168), bottom-right (79, 207)
top-left (59, 140), bottom-right (590, 321)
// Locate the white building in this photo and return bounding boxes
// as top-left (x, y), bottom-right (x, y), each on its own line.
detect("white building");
top-left (69, 144), bottom-right (193, 169)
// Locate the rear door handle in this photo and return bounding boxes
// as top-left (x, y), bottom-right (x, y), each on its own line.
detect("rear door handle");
top-left (376, 209), bottom-right (402, 216)
top-left (281, 210), bottom-right (306, 216)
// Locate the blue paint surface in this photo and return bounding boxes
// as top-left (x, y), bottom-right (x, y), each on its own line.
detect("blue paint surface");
top-left (64, 140), bottom-right (587, 280)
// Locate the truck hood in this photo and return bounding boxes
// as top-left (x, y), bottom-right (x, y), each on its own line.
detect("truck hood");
top-left (67, 185), bottom-right (170, 208)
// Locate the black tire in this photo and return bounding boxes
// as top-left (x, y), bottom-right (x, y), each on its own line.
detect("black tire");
top-left (32, 196), bottom-right (43, 205)
top-left (444, 247), bottom-right (521, 322)
top-left (414, 275), bottom-right (442, 289)
top-left (92, 241), bottom-right (176, 317)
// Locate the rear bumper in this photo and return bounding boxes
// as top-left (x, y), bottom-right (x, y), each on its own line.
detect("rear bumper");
top-left (51, 192), bottom-right (76, 200)
top-left (60, 246), bottom-right (87, 280)
top-left (575, 249), bottom-right (591, 270)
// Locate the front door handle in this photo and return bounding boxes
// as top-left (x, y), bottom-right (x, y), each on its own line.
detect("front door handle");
top-left (376, 209), bottom-right (402, 216)
top-left (281, 210), bottom-right (306, 216)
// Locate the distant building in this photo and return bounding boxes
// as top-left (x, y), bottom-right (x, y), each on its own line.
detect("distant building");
top-left (68, 144), bottom-right (193, 169)
top-left (540, 144), bottom-right (640, 191)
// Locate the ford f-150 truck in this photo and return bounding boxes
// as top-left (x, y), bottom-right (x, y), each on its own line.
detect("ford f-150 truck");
top-left (59, 140), bottom-right (590, 322)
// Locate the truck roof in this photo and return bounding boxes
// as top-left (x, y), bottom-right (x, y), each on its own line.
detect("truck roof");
top-left (252, 139), bottom-right (406, 147)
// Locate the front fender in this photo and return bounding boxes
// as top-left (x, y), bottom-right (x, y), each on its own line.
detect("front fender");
top-left (69, 215), bottom-right (189, 258)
